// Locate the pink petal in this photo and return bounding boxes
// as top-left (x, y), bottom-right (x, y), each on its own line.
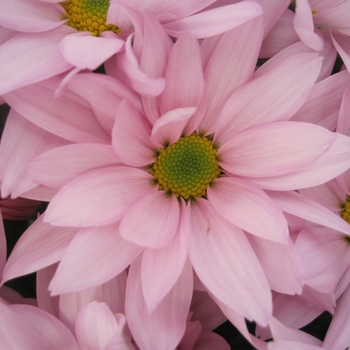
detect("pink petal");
top-left (141, 12), bottom-right (173, 124)
top-left (200, 16), bottom-right (264, 133)
top-left (0, 0), bottom-right (65, 32)
top-left (250, 132), bottom-right (350, 190)
top-left (163, 1), bottom-right (263, 38)
top-left (44, 166), bottom-right (154, 227)
top-left (3, 77), bottom-right (110, 144)
top-left (36, 264), bottom-right (59, 318)
top-left (189, 199), bottom-right (272, 326)
top-left (295, 227), bottom-right (350, 293)
top-left (248, 235), bottom-right (302, 295)
top-left (0, 213), bottom-right (6, 275)
top-left (219, 122), bottom-right (335, 177)
top-left (293, 0), bottom-right (324, 51)
top-left (331, 29), bottom-right (350, 73)
top-left (260, 9), bottom-right (299, 58)
top-left (216, 53), bottom-right (322, 143)
top-left (208, 177), bottom-right (288, 243)
top-left (125, 256), bottom-right (192, 350)
top-left (141, 200), bottom-right (189, 312)
top-left (112, 100), bottom-right (155, 167)
top-left (0, 109), bottom-right (67, 199)
top-left (190, 291), bottom-right (227, 331)
top-left (117, 34), bottom-right (166, 97)
top-left (2, 216), bottom-right (77, 284)
top-left (28, 144), bottom-right (120, 189)
top-left (0, 26), bottom-right (74, 94)
top-left (49, 224), bottom-right (141, 294)
top-left (67, 73), bottom-right (142, 135)
top-left (0, 300), bottom-right (79, 349)
top-left (337, 89), bottom-right (350, 136)
top-left (193, 331), bottom-right (230, 350)
top-left (58, 272), bottom-right (127, 333)
top-left (150, 107), bottom-right (196, 148)
top-left (323, 284), bottom-right (350, 350)
top-left (20, 185), bottom-right (58, 202)
top-left (291, 69), bottom-right (350, 130)
top-left (268, 340), bottom-right (323, 350)
top-left (268, 190), bottom-right (350, 235)
top-left (159, 33), bottom-right (205, 133)
top-left (59, 32), bottom-right (124, 70)
top-left (120, 191), bottom-right (180, 248)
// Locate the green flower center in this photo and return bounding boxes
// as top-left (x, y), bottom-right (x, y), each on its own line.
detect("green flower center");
top-left (149, 133), bottom-right (221, 200)
top-left (61, 0), bottom-right (120, 36)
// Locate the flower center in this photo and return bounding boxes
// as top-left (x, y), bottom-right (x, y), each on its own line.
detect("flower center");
top-left (340, 195), bottom-right (350, 224)
top-left (149, 133), bottom-right (221, 200)
top-left (61, 0), bottom-right (120, 36)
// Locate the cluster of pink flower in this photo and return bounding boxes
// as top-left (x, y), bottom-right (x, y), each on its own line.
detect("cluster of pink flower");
top-left (1, 0), bottom-right (350, 348)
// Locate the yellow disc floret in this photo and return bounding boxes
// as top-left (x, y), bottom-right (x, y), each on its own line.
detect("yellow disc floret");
top-left (340, 195), bottom-right (350, 224)
top-left (149, 133), bottom-right (221, 200)
top-left (61, 0), bottom-right (120, 36)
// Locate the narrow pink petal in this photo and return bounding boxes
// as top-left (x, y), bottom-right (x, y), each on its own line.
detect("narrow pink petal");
top-left (331, 29), bottom-right (350, 73)
top-left (3, 77), bottom-right (110, 144)
top-left (337, 89), bottom-right (350, 136)
top-left (268, 340), bottom-right (323, 350)
top-left (257, 0), bottom-right (290, 36)
top-left (49, 224), bottom-right (141, 294)
top-left (115, 0), bottom-right (216, 20)
top-left (293, 0), bottom-right (324, 51)
top-left (36, 264), bottom-right (60, 318)
top-left (216, 53), bottom-right (322, 143)
top-left (75, 302), bottom-right (120, 349)
top-left (295, 227), bottom-right (350, 293)
top-left (208, 177), bottom-right (288, 243)
top-left (248, 236), bottom-right (302, 295)
top-left (44, 166), bottom-right (154, 227)
top-left (268, 190), bottom-right (350, 235)
top-left (141, 12), bottom-right (173, 124)
top-left (20, 185), bottom-right (58, 202)
top-left (0, 26), bottom-right (74, 94)
top-left (219, 122), bottom-right (334, 177)
top-left (314, 2), bottom-right (350, 33)
top-left (164, 2), bottom-right (263, 38)
top-left (117, 34), bottom-right (166, 97)
top-left (323, 284), bottom-right (350, 350)
top-left (0, 213), bottom-right (6, 276)
top-left (60, 32), bottom-right (124, 70)
top-left (250, 132), bottom-right (350, 190)
top-left (120, 191), bottom-right (179, 248)
top-left (193, 331), bottom-right (230, 350)
top-left (67, 73), bottom-right (142, 135)
top-left (0, 27), bottom-right (18, 46)
top-left (2, 215), bottom-right (77, 285)
top-left (159, 33), bottom-right (205, 133)
top-left (200, 16), bottom-right (264, 133)
top-left (0, 109), bottom-right (68, 198)
top-left (0, 301), bottom-right (79, 350)
top-left (28, 144), bottom-right (120, 189)
top-left (269, 317), bottom-right (322, 346)
top-left (189, 199), bottom-right (272, 326)
top-left (191, 291), bottom-right (227, 331)
top-left (260, 9), bottom-right (300, 58)
top-left (291, 69), bottom-right (350, 129)
top-left (0, 0), bottom-right (64, 32)
top-left (112, 100), bottom-right (155, 166)
top-left (58, 272), bottom-right (127, 333)
top-left (126, 256), bottom-right (192, 350)
top-left (150, 107), bottom-right (196, 148)
top-left (141, 200), bottom-right (189, 312)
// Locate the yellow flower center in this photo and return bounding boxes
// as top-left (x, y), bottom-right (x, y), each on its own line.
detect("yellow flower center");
top-left (340, 195), bottom-right (350, 224)
top-left (61, 0), bottom-right (120, 36)
top-left (149, 133), bottom-right (221, 200)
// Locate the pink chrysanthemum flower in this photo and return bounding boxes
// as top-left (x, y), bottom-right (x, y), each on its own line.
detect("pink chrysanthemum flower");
top-left (0, 0), bottom-right (262, 95)
top-left (2, 15), bottom-right (350, 331)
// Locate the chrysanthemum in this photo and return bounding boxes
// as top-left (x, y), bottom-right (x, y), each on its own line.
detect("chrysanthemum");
top-left (0, 0), bottom-right (262, 94)
top-left (2, 15), bottom-right (350, 332)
